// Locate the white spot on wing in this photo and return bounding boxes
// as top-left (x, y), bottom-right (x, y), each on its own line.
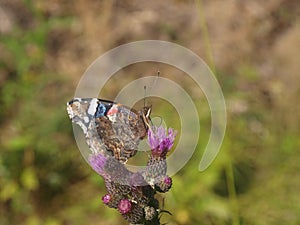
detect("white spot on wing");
top-left (88, 98), bottom-right (98, 116)
top-left (67, 104), bottom-right (74, 119)
top-left (84, 116), bottom-right (89, 123)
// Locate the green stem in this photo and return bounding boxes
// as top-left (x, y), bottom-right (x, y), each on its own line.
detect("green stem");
top-left (196, 0), bottom-right (216, 74)
top-left (226, 160), bottom-right (240, 225)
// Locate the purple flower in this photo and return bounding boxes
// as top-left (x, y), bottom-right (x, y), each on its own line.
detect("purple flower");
top-left (102, 194), bottom-right (111, 204)
top-left (89, 153), bottom-right (108, 177)
top-left (164, 176), bottom-right (172, 186)
top-left (147, 125), bottom-right (177, 157)
top-left (118, 199), bottom-right (132, 214)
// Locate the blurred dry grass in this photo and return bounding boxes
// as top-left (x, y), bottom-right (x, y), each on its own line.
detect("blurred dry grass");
top-left (0, 0), bottom-right (300, 225)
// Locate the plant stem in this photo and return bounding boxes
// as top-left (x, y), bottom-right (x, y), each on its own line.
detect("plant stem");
top-left (196, 0), bottom-right (216, 74)
top-left (226, 160), bottom-right (240, 225)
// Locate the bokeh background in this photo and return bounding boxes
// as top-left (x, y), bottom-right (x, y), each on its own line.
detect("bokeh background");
top-left (1, 0), bottom-right (300, 225)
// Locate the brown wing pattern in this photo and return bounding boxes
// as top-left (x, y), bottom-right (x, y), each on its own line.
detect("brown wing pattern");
top-left (96, 104), bottom-right (149, 163)
top-left (67, 98), bottom-right (151, 163)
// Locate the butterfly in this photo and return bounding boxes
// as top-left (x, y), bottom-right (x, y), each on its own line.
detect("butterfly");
top-left (67, 98), bottom-right (151, 163)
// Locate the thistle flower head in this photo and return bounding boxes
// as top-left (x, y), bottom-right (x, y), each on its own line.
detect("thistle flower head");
top-left (163, 176), bottom-right (172, 186)
top-left (118, 199), bottom-right (132, 214)
top-left (155, 175), bottom-right (173, 193)
top-left (102, 194), bottom-right (111, 204)
top-left (147, 125), bottom-right (177, 157)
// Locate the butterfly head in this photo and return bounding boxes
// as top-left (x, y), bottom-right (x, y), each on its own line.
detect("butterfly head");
top-left (140, 105), bottom-right (152, 129)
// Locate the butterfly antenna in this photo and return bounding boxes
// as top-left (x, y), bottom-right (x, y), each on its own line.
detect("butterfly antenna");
top-left (145, 70), bottom-right (160, 96)
top-left (151, 70), bottom-right (160, 91)
top-left (143, 85), bottom-right (147, 108)
top-left (142, 71), bottom-right (160, 131)
top-left (144, 70), bottom-right (160, 106)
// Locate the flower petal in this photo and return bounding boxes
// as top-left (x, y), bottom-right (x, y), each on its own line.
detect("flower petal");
top-left (147, 125), bottom-right (177, 157)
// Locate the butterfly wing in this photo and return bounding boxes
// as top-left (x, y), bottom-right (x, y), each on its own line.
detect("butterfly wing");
top-left (67, 98), bottom-right (150, 163)
top-left (67, 98), bottom-right (111, 156)
top-left (98, 103), bottom-right (148, 162)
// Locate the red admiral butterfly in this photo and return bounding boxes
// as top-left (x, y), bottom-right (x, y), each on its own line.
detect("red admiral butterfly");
top-left (67, 98), bottom-right (151, 163)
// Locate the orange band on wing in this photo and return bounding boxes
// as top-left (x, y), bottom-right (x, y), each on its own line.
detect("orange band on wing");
top-left (107, 105), bottom-right (118, 115)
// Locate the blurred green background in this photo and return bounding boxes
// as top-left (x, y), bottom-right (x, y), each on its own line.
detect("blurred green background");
top-left (1, 0), bottom-right (300, 225)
